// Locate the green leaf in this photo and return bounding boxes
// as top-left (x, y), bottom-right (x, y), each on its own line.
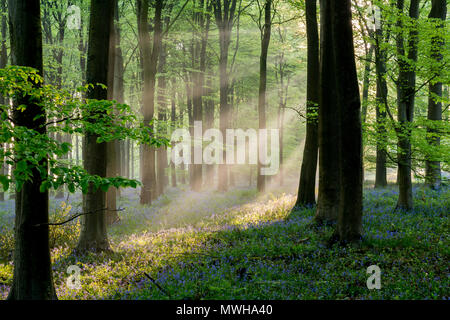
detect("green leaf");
top-left (68, 183), bottom-right (75, 193)
top-left (0, 175), bottom-right (9, 191)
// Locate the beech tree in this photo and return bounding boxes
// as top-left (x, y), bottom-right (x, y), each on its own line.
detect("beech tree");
top-left (296, 0), bottom-right (319, 207)
top-left (395, 0), bottom-right (420, 210)
top-left (315, 0), bottom-right (340, 224)
top-left (7, 0), bottom-right (56, 299)
top-left (331, 0), bottom-right (363, 243)
top-left (256, 0), bottom-right (272, 193)
top-left (137, 0), bottom-right (163, 205)
top-left (425, 0), bottom-right (447, 189)
top-left (0, 0), bottom-right (7, 202)
top-left (212, 0), bottom-right (238, 192)
top-left (75, 0), bottom-right (115, 252)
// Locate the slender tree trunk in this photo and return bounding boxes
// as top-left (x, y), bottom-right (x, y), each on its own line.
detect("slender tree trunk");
top-left (185, 75), bottom-right (195, 189)
top-left (425, 0), bottom-right (446, 189)
top-left (137, 0), bottom-right (163, 205)
top-left (179, 106), bottom-right (186, 185)
top-left (396, 0), bottom-right (419, 210)
top-left (106, 0), bottom-right (122, 225)
top-left (75, 0), bottom-right (114, 253)
top-left (156, 44), bottom-right (167, 198)
top-left (374, 19), bottom-right (388, 188)
top-left (297, 0), bottom-right (319, 207)
top-left (213, 0), bottom-right (237, 192)
top-left (7, 0), bottom-right (57, 299)
top-left (315, 0), bottom-right (340, 224)
top-left (0, 0), bottom-right (7, 202)
top-left (257, 0), bottom-right (272, 193)
top-left (170, 78), bottom-right (177, 188)
top-left (278, 103), bottom-right (285, 186)
top-left (204, 71), bottom-right (215, 187)
top-left (361, 44), bottom-right (374, 124)
top-left (331, 0), bottom-right (363, 243)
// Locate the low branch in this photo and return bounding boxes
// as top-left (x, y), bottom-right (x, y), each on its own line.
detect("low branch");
top-left (281, 105), bottom-right (306, 120)
top-left (45, 117), bottom-right (82, 127)
top-left (33, 207), bottom-right (125, 227)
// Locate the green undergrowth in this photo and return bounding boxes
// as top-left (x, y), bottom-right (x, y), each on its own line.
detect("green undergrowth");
top-left (0, 185), bottom-right (448, 300)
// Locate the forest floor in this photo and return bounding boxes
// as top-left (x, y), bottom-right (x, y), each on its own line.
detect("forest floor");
top-left (0, 183), bottom-right (448, 300)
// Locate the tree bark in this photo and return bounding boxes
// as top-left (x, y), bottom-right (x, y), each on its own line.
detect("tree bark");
top-left (213, 0), bottom-right (237, 192)
top-left (361, 44), bottom-right (374, 124)
top-left (315, 0), bottom-right (340, 224)
top-left (0, 0), bottom-right (7, 202)
top-left (204, 70), bottom-right (215, 187)
top-left (7, 0), bottom-right (57, 299)
top-left (425, 0), bottom-right (446, 189)
top-left (137, 0), bottom-right (163, 205)
top-left (75, 0), bottom-right (114, 253)
top-left (331, 0), bottom-right (363, 243)
top-left (106, 0), bottom-right (122, 225)
top-left (374, 16), bottom-right (388, 188)
top-left (170, 78), bottom-right (177, 188)
top-left (297, 0), bottom-right (319, 207)
top-left (396, 0), bottom-right (419, 210)
top-left (257, 0), bottom-right (272, 193)
top-left (156, 43), bottom-right (168, 198)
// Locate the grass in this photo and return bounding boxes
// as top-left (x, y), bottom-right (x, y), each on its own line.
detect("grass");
top-left (0, 184), bottom-right (448, 300)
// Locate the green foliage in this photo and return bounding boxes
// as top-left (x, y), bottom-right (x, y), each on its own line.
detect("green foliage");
top-left (0, 66), bottom-right (170, 194)
top-left (360, 1), bottom-right (450, 175)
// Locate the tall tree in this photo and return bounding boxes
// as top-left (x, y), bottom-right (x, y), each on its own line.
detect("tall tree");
top-left (7, 0), bottom-right (57, 299)
top-left (331, 0), bottom-right (363, 243)
top-left (296, 0), bottom-right (319, 206)
top-left (396, 0), bottom-right (419, 210)
top-left (212, 0), bottom-right (238, 192)
top-left (137, 0), bottom-right (163, 204)
top-left (191, 0), bottom-right (212, 192)
top-left (170, 77), bottom-right (177, 188)
top-left (156, 41), bottom-right (168, 198)
top-left (315, 0), bottom-right (340, 224)
top-left (106, 0), bottom-right (123, 225)
top-left (75, 0), bottom-right (115, 252)
top-left (425, 0), bottom-right (447, 189)
top-left (374, 7), bottom-right (389, 188)
top-left (256, 0), bottom-right (272, 193)
top-left (274, 25), bottom-right (289, 187)
top-left (0, 0), bottom-right (7, 202)
top-left (203, 69), bottom-right (215, 187)
top-left (42, 0), bottom-right (69, 199)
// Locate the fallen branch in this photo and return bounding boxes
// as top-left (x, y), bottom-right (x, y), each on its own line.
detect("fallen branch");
top-left (142, 272), bottom-right (171, 298)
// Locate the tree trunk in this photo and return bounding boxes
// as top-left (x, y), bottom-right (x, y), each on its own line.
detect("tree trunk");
top-left (257, 0), bottom-right (272, 193)
top-left (297, 0), bottom-right (319, 207)
top-left (0, 0), bottom-right (7, 202)
top-left (361, 44), bottom-right (374, 124)
top-left (75, 0), bottom-right (114, 253)
top-left (331, 0), bottom-right (363, 243)
top-left (156, 44), bottom-right (167, 198)
top-left (213, 0), bottom-right (237, 192)
top-left (204, 70), bottom-right (215, 187)
top-left (106, 0), bottom-right (122, 225)
top-left (425, 0), bottom-right (446, 189)
top-left (374, 18), bottom-right (388, 188)
top-left (396, 0), bottom-right (419, 210)
top-left (170, 78), bottom-right (177, 188)
top-left (137, 0), bottom-right (163, 205)
top-left (315, 0), bottom-right (340, 224)
top-left (7, 0), bottom-right (57, 299)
